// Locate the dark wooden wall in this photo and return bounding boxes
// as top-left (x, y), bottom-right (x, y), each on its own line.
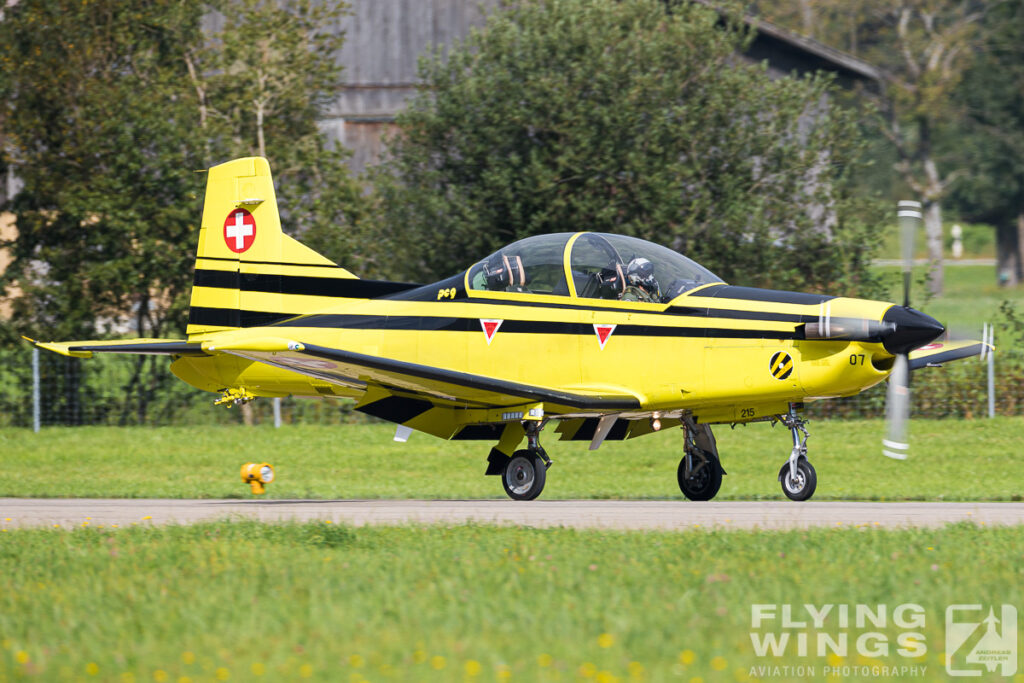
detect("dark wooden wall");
top-left (327, 0), bottom-right (496, 172)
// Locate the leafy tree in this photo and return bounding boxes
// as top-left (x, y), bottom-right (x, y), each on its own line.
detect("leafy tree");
top-left (948, 0), bottom-right (1024, 286)
top-left (372, 0), bottom-right (882, 294)
top-left (0, 0), bottom-right (364, 422)
top-left (0, 0), bottom-right (205, 344)
top-left (0, 0), bottom-right (208, 423)
top-left (872, 1), bottom-right (982, 297)
top-left (185, 0), bottom-right (369, 265)
top-left (755, 0), bottom-right (985, 296)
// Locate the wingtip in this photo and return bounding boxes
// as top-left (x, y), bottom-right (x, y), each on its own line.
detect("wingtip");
top-left (27, 339), bottom-right (93, 358)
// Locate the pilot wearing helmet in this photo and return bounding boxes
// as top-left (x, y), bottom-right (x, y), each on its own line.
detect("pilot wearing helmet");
top-left (482, 252), bottom-right (527, 292)
top-left (621, 257), bottom-right (661, 303)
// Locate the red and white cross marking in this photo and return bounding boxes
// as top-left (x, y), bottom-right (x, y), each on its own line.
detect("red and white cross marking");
top-left (223, 209), bottom-right (257, 253)
top-left (480, 319), bottom-right (503, 345)
top-left (594, 324), bottom-right (616, 350)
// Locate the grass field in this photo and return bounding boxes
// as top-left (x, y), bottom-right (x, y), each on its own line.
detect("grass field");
top-left (877, 221), bottom-right (997, 261)
top-left (2, 418), bottom-right (1022, 501)
top-left (1, 521), bottom-right (1020, 682)
top-left (875, 265), bottom-right (1023, 336)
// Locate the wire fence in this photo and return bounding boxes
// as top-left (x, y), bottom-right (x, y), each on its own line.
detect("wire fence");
top-left (1, 345), bottom-right (1021, 429)
top-left (0, 347), bottom-right (361, 429)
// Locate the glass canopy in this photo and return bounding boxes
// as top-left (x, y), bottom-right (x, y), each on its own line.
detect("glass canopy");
top-left (467, 232), bottom-right (722, 302)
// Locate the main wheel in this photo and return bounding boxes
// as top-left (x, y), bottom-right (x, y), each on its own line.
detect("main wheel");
top-left (779, 459), bottom-right (817, 501)
top-left (502, 450), bottom-right (547, 501)
top-left (677, 451), bottom-right (723, 501)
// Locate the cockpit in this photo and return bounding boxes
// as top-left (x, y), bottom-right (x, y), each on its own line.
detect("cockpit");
top-left (467, 232), bottom-right (722, 303)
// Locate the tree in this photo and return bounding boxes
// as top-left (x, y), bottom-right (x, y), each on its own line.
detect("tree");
top-left (186, 0), bottom-right (369, 265)
top-left (0, 0), bottom-right (365, 422)
top-left (875, 1), bottom-right (982, 297)
top-left (949, 1), bottom-right (1024, 286)
top-left (373, 0), bottom-right (881, 294)
top-left (0, 0), bottom-right (209, 423)
top-left (755, 0), bottom-right (984, 296)
top-left (0, 0), bottom-right (205, 343)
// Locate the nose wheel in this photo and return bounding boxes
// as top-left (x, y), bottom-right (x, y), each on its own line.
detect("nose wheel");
top-left (777, 404), bottom-right (817, 501)
top-left (780, 458), bottom-right (817, 501)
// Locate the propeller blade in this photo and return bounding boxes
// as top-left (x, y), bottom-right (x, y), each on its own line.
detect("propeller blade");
top-left (897, 200), bottom-right (921, 308)
top-left (882, 353), bottom-right (910, 460)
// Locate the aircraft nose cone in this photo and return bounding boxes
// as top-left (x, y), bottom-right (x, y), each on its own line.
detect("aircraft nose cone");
top-left (881, 306), bottom-right (945, 354)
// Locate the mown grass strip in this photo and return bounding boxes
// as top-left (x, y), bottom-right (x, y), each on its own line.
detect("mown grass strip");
top-left (2, 418), bottom-right (1023, 501)
top-left (0, 521), bottom-right (1019, 681)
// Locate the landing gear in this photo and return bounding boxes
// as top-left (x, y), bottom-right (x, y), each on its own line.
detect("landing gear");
top-left (678, 419), bottom-right (725, 501)
top-left (777, 404), bottom-right (817, 501)
top-left (498, 419), bottom-right (551, 501)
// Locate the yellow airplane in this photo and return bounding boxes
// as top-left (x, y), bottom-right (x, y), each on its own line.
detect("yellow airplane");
top-left (29, 157), bottom-right (988, 502)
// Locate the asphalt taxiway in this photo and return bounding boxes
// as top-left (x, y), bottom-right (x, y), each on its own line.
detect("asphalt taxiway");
top-left (2, 499), bottom-right (1023, 530)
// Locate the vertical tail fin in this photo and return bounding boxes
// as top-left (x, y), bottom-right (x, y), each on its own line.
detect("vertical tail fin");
top-left (187, 157), bottom-right (357, 336)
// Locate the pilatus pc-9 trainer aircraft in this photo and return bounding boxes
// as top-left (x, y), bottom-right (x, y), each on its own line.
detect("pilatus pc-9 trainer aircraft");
top-left (30, 157), bottom-right (988, 502)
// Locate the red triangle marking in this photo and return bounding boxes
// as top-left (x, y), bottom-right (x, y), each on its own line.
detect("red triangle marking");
top-left (594, 324), bottom-right (616, 349)
top-left (480, 319), bottom-right (503, 345)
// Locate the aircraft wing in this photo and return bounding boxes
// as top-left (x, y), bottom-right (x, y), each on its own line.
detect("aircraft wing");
top-left (205, 337), bottom-right (642, 413)
top-left (908, 339), bottom-right (992, 371)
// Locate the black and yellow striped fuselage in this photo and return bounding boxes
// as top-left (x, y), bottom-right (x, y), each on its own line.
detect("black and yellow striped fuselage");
top-left (174, 264), bottom-right (896, 441)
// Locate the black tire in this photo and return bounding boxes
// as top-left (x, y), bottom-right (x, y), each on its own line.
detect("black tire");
top-left (677, 451), bottom-right (723, 501)
top-left (502, 450), bottom-right (547, 501)
top-left (779, 459), bottom-right (817, 501)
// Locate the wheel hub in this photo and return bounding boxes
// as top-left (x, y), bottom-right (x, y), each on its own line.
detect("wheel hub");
top-left (506, 457), bottom-right (535, 496)
top-left (685, 458), bottom-right (711, 490)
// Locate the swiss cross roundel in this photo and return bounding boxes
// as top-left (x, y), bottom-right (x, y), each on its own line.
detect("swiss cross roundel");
top-left (223, 209), bottom-right (257, 253)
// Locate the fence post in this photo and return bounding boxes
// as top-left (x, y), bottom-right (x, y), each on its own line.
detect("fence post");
top-left (32, 347), bottom-right (41, 433)
top-left (273, 396), bottom-right (282, 428)
top-left (985, 323), bottom-right (995, 418)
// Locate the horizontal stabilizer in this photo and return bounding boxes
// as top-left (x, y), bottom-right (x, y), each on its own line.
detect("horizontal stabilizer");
top-left (25, 337), bottom-right (206, 359)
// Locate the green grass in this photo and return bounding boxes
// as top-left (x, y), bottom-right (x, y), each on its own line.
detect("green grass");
top-left (2, 419), bottom-right (1023, 501)
top-left (874, 265), bottom-right (1024, 335)
top-left (0, 521), bottom-right (1019, 681)
top-left (877, 220), bottom-right (996, 261)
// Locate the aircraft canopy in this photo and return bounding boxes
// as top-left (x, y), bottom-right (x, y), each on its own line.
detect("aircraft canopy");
top-left (467, 232), bottom-right (722, 302)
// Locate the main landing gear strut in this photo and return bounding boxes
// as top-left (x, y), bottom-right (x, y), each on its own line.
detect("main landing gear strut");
top-left (677, 417), bottom-right (725, 501)
top-left (500, 420), bottom-right (552, 501)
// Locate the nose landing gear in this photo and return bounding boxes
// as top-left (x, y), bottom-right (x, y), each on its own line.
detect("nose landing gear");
top-left (777, 404), bottom-right (817, 501)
